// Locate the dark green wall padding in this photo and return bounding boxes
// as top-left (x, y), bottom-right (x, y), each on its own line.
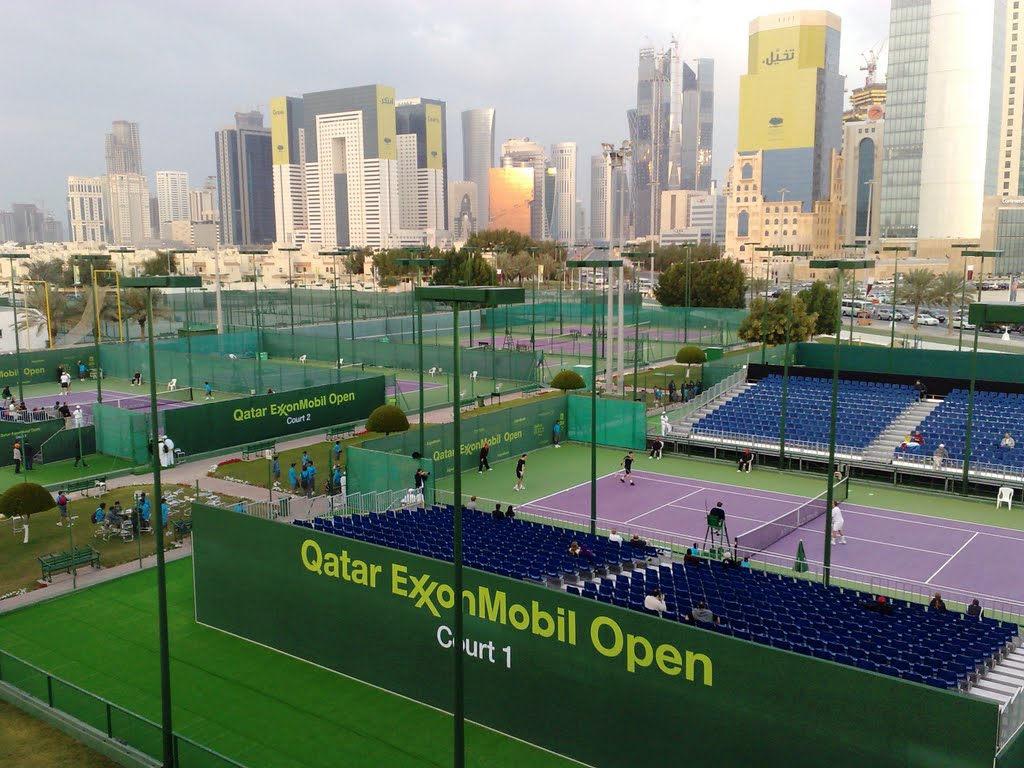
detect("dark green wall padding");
top-left (192, 505), bottom-right (1001, 768)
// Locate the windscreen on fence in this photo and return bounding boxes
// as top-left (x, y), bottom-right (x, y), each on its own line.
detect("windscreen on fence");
top-left (0, 419), bottom-right (66, 468)
top-left (93, 403), bottom-right (151, 464)
top-left (567, 396), bottom-right (646, 450)
top-left (345, 446), bottom-right (433, 511)
top-left (358, 395), bottom-right (568, 481)
top-left (37, 425), bottom-right (96, 464)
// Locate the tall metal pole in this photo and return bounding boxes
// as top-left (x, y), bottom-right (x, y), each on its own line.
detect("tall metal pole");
top-left (590, 269), bottom-right (598, 535)
top-left (253, 278), bottom-right (263, 393)
top-left (962, 323), bottom-right (981, 496)
top-left (779, 261), bottom-right (796, 466)
top-left (92, 271), bottom-right (102, 403)
top-left (451, 301), bottom-right (465, 768)
top-left (822, 270), bottom-right (844, 588)
top-left (616, 265), bottom-right (625, 396)
top-left (348, 271), bottom-right (356, 342)
top-left (684, 251), bottom-right (691, 344)
top-left (334, 257), bottom-right (342, 384)
top-left (889, 250), bottom-right (900, 350)
top-left (605, 267), bottom-right (614, 393)
top-left (959, 258), bottom-right (969, 352)
top-left (417, 266), bottom-right (425, 457)
top-left (288, 251), bottom-right (296, 336)
top-left (214, 250), bottom-right (223, 334)
top-left (633, 268), bottom-right (641, 400)
top-left (7, 258), bottom-right (25, 405)
top-left (146, 289), bottom-right (175, 768)
top-left (761, 256), bottom-right (770, 364)
top-left (849, 271), bottom-right (856, 345)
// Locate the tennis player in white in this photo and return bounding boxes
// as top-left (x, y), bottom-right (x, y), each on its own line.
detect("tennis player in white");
top-left (830, 500), bottom-right (847, 545)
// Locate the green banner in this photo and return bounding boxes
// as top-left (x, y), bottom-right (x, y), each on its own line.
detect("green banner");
top-left (164, 377), bottom-right (385, 455)
top-left (359, 396), bottom-right (566, 480)
top-left (0, 419), bottom-right (66, 467)
top-left (192, 505), bottom-right (1000, 768)
top-left (0, 347), bottom-right (96, 387)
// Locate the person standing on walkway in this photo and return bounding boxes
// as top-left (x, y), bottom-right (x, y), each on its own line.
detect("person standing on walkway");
top-left (56, 490), bottom-right (69, 526)
top-left (272, 455), bottom-right (281, 486)
top-left (289, 463), bottom-right (299, 494)
top-left (513, 454), bottom-right (526, 491)
top-left (479, 441), bottom-right (491, 473)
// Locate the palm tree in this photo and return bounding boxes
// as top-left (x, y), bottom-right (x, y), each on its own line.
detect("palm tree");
top-left (19, 284), bottom-right (83, 344)
top-left (929, 271), bottom-right (971, 335)
top-left (121, 288), bottom-right (172, 340)
top-left (897, 269), bottom-right (937, 329)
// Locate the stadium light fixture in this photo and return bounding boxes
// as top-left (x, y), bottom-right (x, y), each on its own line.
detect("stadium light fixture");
top-left (412, 285), bottom-right (524, 768)
top-left (809, 259), bottom-right (874, 586)
top-left (882, 246), bottom-right (912, 352)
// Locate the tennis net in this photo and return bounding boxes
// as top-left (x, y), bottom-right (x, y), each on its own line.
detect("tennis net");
top-left (108, 387), bottom-right (194, 411)
top-left (736, 476), bottom-right (849, 554)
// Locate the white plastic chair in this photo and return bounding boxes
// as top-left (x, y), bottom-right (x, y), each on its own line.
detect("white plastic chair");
top-left (299, 355), bottom-right (307, 364)
top-left (997, 487), bottom-right (1014, 510)
top-left (166, 378), bottom-right (177, 391)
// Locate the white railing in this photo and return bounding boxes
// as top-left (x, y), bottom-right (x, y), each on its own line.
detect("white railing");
top-left (893, 452), bottom-right (1024, 483)
top-left (684, 426), bottom-right (862, 460)
top-left (238, 498), bottom-right (290, 520)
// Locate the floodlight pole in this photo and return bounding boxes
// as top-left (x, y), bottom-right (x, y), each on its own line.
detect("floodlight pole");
top-left (623, 251), bottom-right (654, 399)
top-left (241, 250), bottom-right (268, 392)
top-left (77, 255), bottom-right (106, 404)
top-left (962, 322), bottom-right (981, 496)
top-left (172, 249), bottom-right (197, 388)
top-left (2, 254), bottom-right (28, 405)
top-left (778, 251), bottom-right (810, 466)
top-left (319, 250), bottom-right (348, 385)
top-left (754, 246), bottom-right (783, 364)
top-left (882, 246), bottom-right (910, 356)
top-left (810, 258), bottom-right (874, 587)
top-left (952, 244), bottom-right (978, 352)
top-left (280, 246), bottom-right (301, 337)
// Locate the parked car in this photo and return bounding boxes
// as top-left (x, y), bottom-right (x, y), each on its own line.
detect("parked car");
top-left (952, 317), bottom-right (976, 330)
top-left (876, 308), bottom-right (905, 321)
top-left (929, 311), bottom-right (948, 323)
top-left (909, 314), bottom-right (940, 326)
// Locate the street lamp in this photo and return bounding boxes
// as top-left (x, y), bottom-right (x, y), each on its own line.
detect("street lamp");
top-left (278, 245), bottom-right (302, 337)
top-left (171, 249), bottom-right (197, 387)
top-left (108, 246), bottom-right (136, 277)
top-left (397, 255), bottom-right (446, 459)
top-left (567, 257), bottom-right (622, 535)
top-left (777, 250), bottom-right (812, 466)
top-left (754, 246), bottom-right (785, 364)
top-left (74, 254), bottom-right (111, 404)
top-left (882, 246), bottom-right (911, 352)
top-left (951, 243), bottom-right (979, 351)
top-left (240, 250), bottom-right (269, 392)
top-left (412, 285), bottom-right (524, 768)
top-left (121, 273), bottom-right (201, 768)
top-left (808, 258), bottom-right (874, 587)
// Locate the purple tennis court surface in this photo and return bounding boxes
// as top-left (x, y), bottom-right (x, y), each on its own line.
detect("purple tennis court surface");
top-left (389, 379), bottom-right (442, 395)
top-left (20, 387), bottom-right (196, 419)
top-left (519, 468), bottom-right (1024, 608)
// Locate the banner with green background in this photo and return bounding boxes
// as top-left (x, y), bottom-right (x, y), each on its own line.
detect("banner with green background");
top-left (193, 505), bottom-right (1000, 768)
top-left (164, 377), bottom-right (385, 455)
top-left (0, 348), bottom-right (95, 387)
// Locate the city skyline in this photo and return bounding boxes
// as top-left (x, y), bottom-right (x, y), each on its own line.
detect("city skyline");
top-left (3, 0), bottom-right (887, 228)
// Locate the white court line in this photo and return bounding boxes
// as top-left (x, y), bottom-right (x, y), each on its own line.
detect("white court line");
top-left (628, 471), bottom-right (813, 506)
top-left (626, 488), bottom-right (705, 524)
top-left (925, 532), bottom-right (980, 584)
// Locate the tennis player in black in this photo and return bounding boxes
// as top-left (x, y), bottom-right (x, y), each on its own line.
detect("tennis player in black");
top-left (478, 442), bottom-right (491, 473)
top-left (514, 454), bottom-right (527, 491)
top-left (619, 451), bottom-right (636, 485)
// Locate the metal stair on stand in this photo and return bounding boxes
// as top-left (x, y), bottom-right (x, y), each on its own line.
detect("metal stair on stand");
top-left (861, 398), bottom-right (943, 465)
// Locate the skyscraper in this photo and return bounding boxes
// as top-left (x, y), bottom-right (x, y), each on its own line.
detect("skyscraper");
top-left (396, 97), bottom-right (448, 233)
top-left (681, 59), bottom-right (715, 191)
top-left (550, 142), bottom-right (577, 244)
top-left (215, 111), bottom-right (275, 246)
top-left (156, 171), bottom-right (190, 239)
top-left (105, 174), bottom-right (152, 245)
top-left (628, 41), bottom-right (683, 238)
top-left (880, 0), bottom-right (1005, 253)
top-left (725, 10), bottom-right (844, 257)
top-left (105, 121), bottom-right (143, 175)
top-left (67, 176), bottom-right (107, 243)
top-left (270, 96), bottom-right (307, 244)
top-left (448, 181), bottom-right (478, 240)
top-left (462, 108), bottom-right (496, 230)
top-left (590, 155), bottom-right (609, 242)
top-left (501, 139), bottom-right (548, 240)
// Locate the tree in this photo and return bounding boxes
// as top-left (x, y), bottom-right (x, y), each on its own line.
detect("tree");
top-left (654, 258), bottom-right (746, 308)
top-left (372, 250), bottom-right (409, 288)
top-left (737, 294), bottom-right (818, 346)
top-left (365, 404), bottom-right (410, 436)
top-left (929, 271), bottom-right (971, 336)
top-left (430, 251), bottom-right (497, 287)
top-left (141, 251), bottom-right (178, 276)
top-left (496, 251), bottom-right (535, 284)
top-left (0, 482), bottom-right (55, 543)
top-left (121, 288), bottom-right (172, 340)
top-left (651, 242), bottom-right (721, 272)
top-left (675, 346), bottom-right (707, 364)
top-left (465, 229), bottom-right (537, 256)
top-left (26, 258), bottom-right (72, 288)
top-left (898, 269), bottom-right (937, 328)
top-left (549, 370), bottom-right (586, 390)
top-left (798, 281), bottom-right (838, 335)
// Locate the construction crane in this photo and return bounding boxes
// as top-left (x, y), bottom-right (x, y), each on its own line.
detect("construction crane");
top-left (860, 36), bottom-right (888, 87)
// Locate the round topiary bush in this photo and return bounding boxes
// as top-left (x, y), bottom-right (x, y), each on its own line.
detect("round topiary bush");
top-left (549, 370), bottom-right (586, 391)
top-left (365, 404), bottom-right (410, 436)
top-left (0, 482), bottom-right (56, 543)
top-left (675, 345), bottom-right (707, 365)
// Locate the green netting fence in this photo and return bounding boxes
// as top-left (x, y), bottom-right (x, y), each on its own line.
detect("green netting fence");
top-left (345, 446), bottom-right (434, 511)
top-left (0, 418), bottom-right (66, 468)
top-left (36, 425), bottom-right (96, 464)
top-left (94, 403), bottom-right (151, 464)
top-left (356, 396), bottom-right (568, 483)
top-left (702, 343), bottom-right (795, 389)
top-left (567, 395), bottom-right (646, 450)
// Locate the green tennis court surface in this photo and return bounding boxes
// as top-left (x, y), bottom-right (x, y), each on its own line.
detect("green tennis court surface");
top-left (0, 559), bottom-right (576, 768)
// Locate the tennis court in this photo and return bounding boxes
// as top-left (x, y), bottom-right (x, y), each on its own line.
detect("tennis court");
top-left (18, 386), bottom-right (243, 420)
top-left (507, 467), bottom-right (1024, 609)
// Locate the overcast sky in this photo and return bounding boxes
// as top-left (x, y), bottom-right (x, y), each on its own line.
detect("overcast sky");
top-left (4, 0), bottom-right (890, 220)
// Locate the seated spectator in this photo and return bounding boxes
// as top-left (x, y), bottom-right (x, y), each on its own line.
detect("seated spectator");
top-left (913, 379), bottom-right (927, 400)
top-left (568, 540), bottom-right (581, 557)
top-left (928, 592), bottom-right (947, 612)
top-left (913, 430), bottom-right (925, 447)
top-left (644, 588), bottom-right (668, 617)
top-left (629, 534), bottom-right (648, 550)
top-left (967, 599), bottom-right (983, 618)
top-left (578, 542), bottom-right (594, 561)
top-left (740, 557), bottom-right (751, 569)
top-left (504, 504), bottom-right (515, 520)
top-left (92, 502), bottom-right (107, 525)
top-left (1001, 433), bottom-right (1016, 449)
top-left (608, 528), bottom-right (623, 544)
top-left (233, 501), bottom-right (246, 514)
top-left (932, 443), bottom-right (948, 469)
top-left (737, 447), bottom-right (752, 473)
top-left (491, 503), bottom-right (504, 521)
top-left (860, 595), bottom-right (894, 615)
top-left (685, 601), bottom-right (720, 625)
top-left (899, 434), bottom-right (922, 452)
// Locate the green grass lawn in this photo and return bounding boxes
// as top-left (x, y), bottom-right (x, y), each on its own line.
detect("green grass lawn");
top-left (0, 560), bottom-right (578, 768)
top-left (0, 700), bottom-right (118, 768)
top-left (623, 363), bottom-right (702, 391)
top-left (0, 454), bottom-right (134, 494)
top-left (0, 484), bottom-right (240, 597)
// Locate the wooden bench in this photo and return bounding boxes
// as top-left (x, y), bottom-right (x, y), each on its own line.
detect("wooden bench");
top-left (242, 439), bottom-right (276, 460)
top-left (324, 422), bottom-right (360, 442)
top-left (64, 476), bottom-right (107, 497)
top-left (173, 518), bottom-right (193, 542)
top-left (39, 546), bottom-right (100, 582)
